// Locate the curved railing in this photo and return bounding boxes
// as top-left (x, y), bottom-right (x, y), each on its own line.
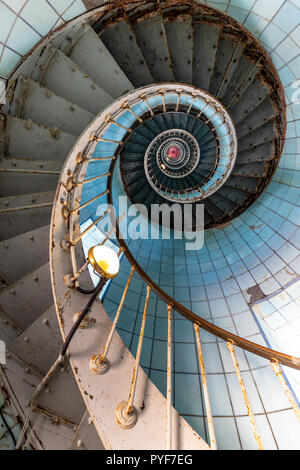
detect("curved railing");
top-left (49, 83), bottom-right (299, 450)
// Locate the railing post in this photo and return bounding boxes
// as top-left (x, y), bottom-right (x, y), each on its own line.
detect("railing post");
top-left (90, 266), bottom-right (135, 375)
top-left (194, 324), bottom-right (217, 450)
top-left (166, 305), bottom-right (173, 450)
top-left (116, 285), bottom-right (151, 429)
top-left (227, 341), bottom-right (263, 450)
top-left (270, 360), bottom-right (300, 424)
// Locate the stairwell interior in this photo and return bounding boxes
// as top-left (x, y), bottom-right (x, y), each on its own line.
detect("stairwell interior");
top-left (0, 0), bottom-right (299, 451)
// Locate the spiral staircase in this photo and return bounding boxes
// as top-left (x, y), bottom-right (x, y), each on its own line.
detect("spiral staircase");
top-left (0, 0), bottom-right (299, 450)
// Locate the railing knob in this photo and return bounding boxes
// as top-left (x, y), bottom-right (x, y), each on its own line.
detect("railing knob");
top-left (115, 401), bottom-right (137, 430)
top-left (89, 353), bottom-right (109, 375)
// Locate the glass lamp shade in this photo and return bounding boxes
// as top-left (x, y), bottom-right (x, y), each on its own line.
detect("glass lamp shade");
top-left (88, 245), bottom-right (120, 279)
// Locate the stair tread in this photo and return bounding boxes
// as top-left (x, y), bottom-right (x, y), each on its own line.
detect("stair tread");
top-left (0, 224), bottom-right (50, 285)
top-left (164, 16), bottom-right (193, 84)
top-left (132, 12), bottom-right (174, 82)
top-left (100, 20), bottom-right (153, 88)
top-left (68, 24), bottom-right (134, 99)
top-left (0, 262), bottom-right (53, 331)
top-left (34, 44), bottom-right (113, 116)
top-left (2, 115), bottom-right (77, 162)
top-left (7, 77), bottom-right (93, 136)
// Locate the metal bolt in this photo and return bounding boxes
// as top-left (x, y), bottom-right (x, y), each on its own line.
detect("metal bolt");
top-left (42, 318), bottom-right (48, 325)
top-left (12, 161), bottom-right (17, 167)
top-left (25, 119), bottom-right (33, 130)
top-left (25, 368), bottom-right (30, 374)
top-left (10, 289), bottom-right (15, 295)
top-left (32, 276), bottom-right (39, 282)
top-left (76, 440), bottom-right (82, 449)
top-left (5, 201), bottom-right (9, 206)
top-left (24, 336), bottom-right (29, 342)
top-left (30, 236), bottom-right (34, 241)
top-left (88, 417), bottom-right (92, 425)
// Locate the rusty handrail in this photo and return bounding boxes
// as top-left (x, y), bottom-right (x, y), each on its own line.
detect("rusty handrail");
top-left (106, 156), bottom-right (300, 371)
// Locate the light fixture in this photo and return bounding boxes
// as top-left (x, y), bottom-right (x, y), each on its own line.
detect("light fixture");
top-left (88, 245), bottom-right (120, 279)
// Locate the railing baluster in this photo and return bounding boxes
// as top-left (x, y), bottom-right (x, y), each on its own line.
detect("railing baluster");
top-left (140, 93), bottom-right (154, 116)
top-left (116, 285), bottom-right (151, 429)
top-left (187, 93), bottom-right (198, 114)
top-left (70, 209), bottom-right (110, 246)
top-left (67, 172), bottom-right (110, 191)
top-left (104, 114), bottom-right (132, 132)
top-left (121, 101), bottom-right (143, 123)
top-left (69, 189), bottom-right (109, 215)
top-left (166, 305), bottom-right (173, 450)
top-left (159, 90), bottom-right (166, 112)
top-left (90, 266), bottom-right (135, 375)
top-left (227, 341), bottom-right (263, 450)
top-left (175, 90), bottom-right (182, 112)
top-left (90, 135), bottom-right (123, 144)
top-left (194, 324), bottom-right (217, 450)
top-left (270, 360), bottom-right (300, 423)
top-left (197, 100), bottom-right (210, 119)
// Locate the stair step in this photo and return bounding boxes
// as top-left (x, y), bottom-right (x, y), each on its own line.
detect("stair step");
top-left (217, 186), bottom-right (248, 205)
top-left (67, 24), bottom-right (134, 99)
top-left (0, 158), bottom-right (61, 197)
top-left (231, 77), bottom-right (269, 123)
top-left (123, 141), bottom-right (148, 154)
top-left (3, 352), bottom-right (86, 436)
top-left (6, 77), bottom-right (93, 136)
top-left (8, 306), bottom-right (60, 371)
top-left (222, 56), bottom-right (260, 108)
top-left (209, 37), bottom-right (244, 98)
top-left (225, 176), bottom-right (259, 193)
top-left (33, 44), bottom-right (113, 115)
top-left (0, 225), bottom-right (50, 285)
top-left (0, 192), bottom-right (54, 241)
top-left (209, 192), bottom-right (237, 213)
top-left (236, 98), bottom-right (277, 138)
top-left (1, 116), bottom-right (76, 162)
top-left (164, 16), bottom-right (193, 84)
top-left (0, 263), bottom-right (53, 331)
top-left (238, 120), bottom-right (275, 152)
top-left (193, 22), bottom-right (220, 90)
top-left (238, 141), bottom-right (274, 164)
top-left (132, 12), bottom-right (174, 82)
top-left (232, 161), bottom-right (267, 178)
top-left (152, 114), bottom-right (169, 132)
top-left (101, 20), bottom-right (153, 88)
